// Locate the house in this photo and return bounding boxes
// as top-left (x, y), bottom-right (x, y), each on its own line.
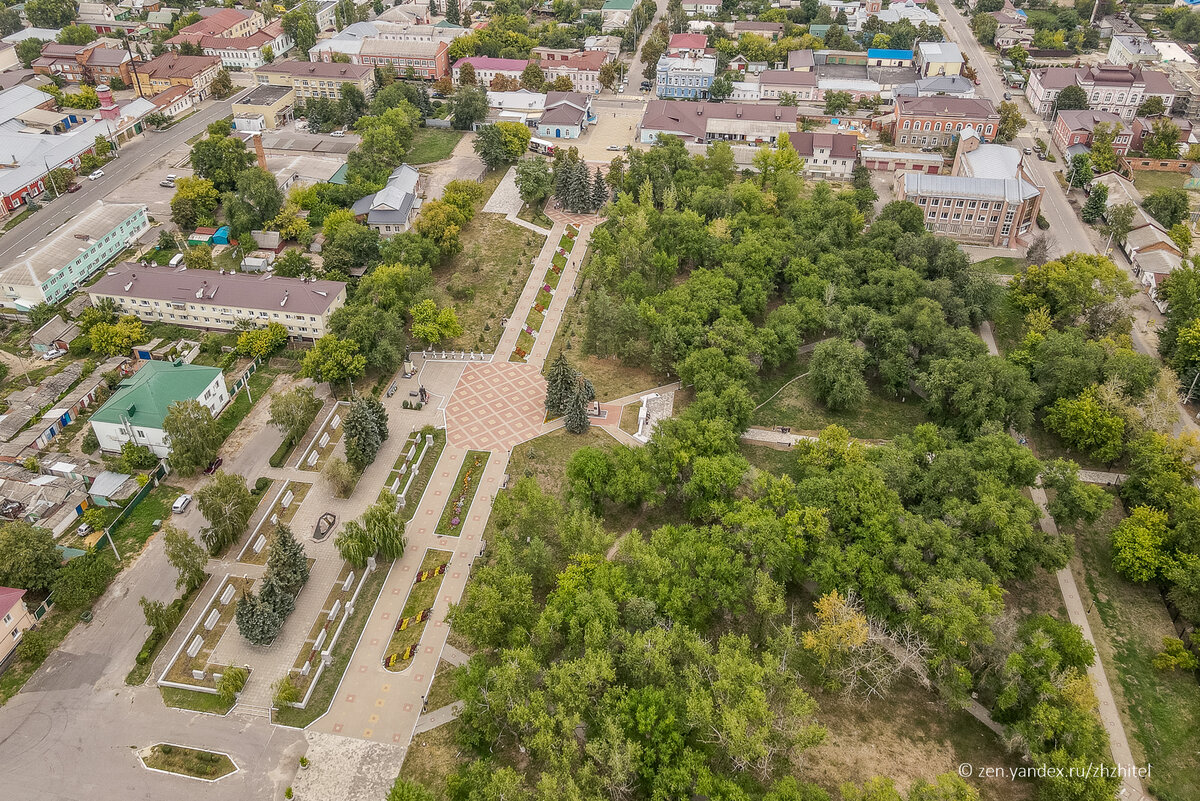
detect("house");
top-left (351, 164), bottom-right (425, 234)
top-left (539, 49), bottom-right (609, 95)
top-left (254, 61), bottom-right (374, 100)
top-left (894, 95), bottom-right (1001, 147)
top-left (88, 361), bottom-right (230, 458)
top-left (377, 2), bottom-right (432, 24)
top-left (916, 41), bottom-right (963, 77)
top-left (0, 587), bottom-right (35, 665)
top-left (88, 265), bottom-right (348, 340)
top-left (600, 0), bottom-right (636, 31)
top-left (788, 49), bottom-right (816, 71)
top-left (668, 33), bottom-right (708, 56)
top-left (1098, 13), bottom-right (1144, 40)
top-left (354, 37), bottom-right (450, 79)
top-left (146, 9), bottom-right (176, 29)
top-left (148, 85), bottom-right (195, 118)
top-left (656, 53), bottom-right (717, 99)
top-left (681, 0), bottom-right (720, 15)
top-left (29, 315), bottom-right (80, 354)
top-left (583, 35), bottom-right (622, 60)
top-left (168, 19), bottom-right (294, 70)
top-left (894, 74), bottom-right (976, 99)
top-left (1052, 109), bottom-right (1132, 154)
top-left (1026, 63), bottom-right (1177, 121)
top-left (639, 101), bottom-right (798, 145)
top-left (0, 202), bottom-right (148, 310)
top-left (132, 52), bottom-right (222, 100)
top-left (183, 7), bottom-right (265, 39)
top-left (32, 43), bottom-right (132, 86)
top-left (759, 70), bottom-right (818, 102)
top-left (895, 127), bottom-right (1042, 248)
top-left (1108, 35), bottom-right (1158, 66)
top-left (453, 56), bottom-right (529, 86)
top-left (792, 131), bottom-right (859, 179)
top-left (232, 83), bottom-right (295, 131)
top-left (484, 89), bottom-right (547, 126)
top-left (537, 91), bottom-right (592, 138)
top-left (1131, 115), bottom-right (1192, 152)
top-left (867, 48), bottom-right (913, 68)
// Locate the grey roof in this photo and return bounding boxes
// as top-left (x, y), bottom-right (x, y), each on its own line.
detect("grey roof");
top-left (787, 49), bottom-right (815, 69)
top-left (911, 74), bottom-right (975, 95)
top-left (918, 41), bottom-right (962, 63)
top-left (960, 140), bottom-right (1023, 180)
top-left (30, 315), bottom-right (80, 346)
top-left (903, 172), bottom-right (1040, 203)
top-left (2, 27), bottom-right (61, 43)
top-left (352, 163), bottom-right (420, 224)
top-left (1113, 35), bottom-right (1156, 57)
top-left (89, 471), bottom-right (132, 498)
top-left (90, 265), bottom-right (346, 316)
top-left (0, 202), bottom-right (146, 290)
top-left (236, 83), bottom-right (294, 106)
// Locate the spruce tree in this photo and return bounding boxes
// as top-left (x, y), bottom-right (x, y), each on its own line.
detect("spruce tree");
top-left (564, 378), bottom-right (592, 434)
top-left (566, 161), bottom-right (591, 212)
top-left (446, 0), bottom-right (460, 25)
top-left (1080, 183), bottom-right (1108, 224)
top-left (265, 524), bottom-right (309, 597)
top-left (235, 590), bottom-right (283, 646)
top-left (591, 167), bottom-right (607, 212)
top-left (544, 353), bottom-right (577, 417)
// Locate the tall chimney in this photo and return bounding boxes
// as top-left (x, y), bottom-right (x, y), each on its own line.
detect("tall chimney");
top-left (253, 132), bottom-right (267, 171)
top-left (97, 84), bottom-right (120, 121)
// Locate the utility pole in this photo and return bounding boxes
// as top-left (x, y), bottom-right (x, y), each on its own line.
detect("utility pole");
top-left (43, 157), bottom-right (60, 198)
top-left (123, 33), bottom-right (144, 98)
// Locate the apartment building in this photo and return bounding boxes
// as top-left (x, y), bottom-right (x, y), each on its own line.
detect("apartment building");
top-left (894, 95), bottom-right (1001, 146)
top-left (655, 53), bottom-right (717, 99)
top-left (1026, 63), bottom-right (1177, 120)
top-left (185, 7), bottom-right (265, 39)
top-left (539, 49), bottom-right (609, 95)
top-left (32, 43), bottom-right (132, 85)
top-left (254, 60), bottom-right (374, 100)
top-left (168, 19), bottom-right (294, 70)
top-left (792, 131), bottom-right (859, 179)
top-left (89, 265), bottom-right (347, 340)
top-left (132, 52), bottom-right (221, 99)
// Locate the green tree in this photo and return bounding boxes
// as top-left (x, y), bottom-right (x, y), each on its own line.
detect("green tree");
top-left (823, 91), bottom-right (852, 115)
top-left (15, 39), bottom-right (46, 69)
top-left (0, 8), bottom-right (22, 36)
top-left (920, 354), bottom-right (1039, 436)
top-left (520, 62), bottom-right (545, 91)
top-left (56, 24), bottom-right (97, 45)
top-left (164, 525), bottom-right (208, 593)
top-left (264, 524), bottom-right (309, 596)
top-left (564, 375), bottom-right (595, 435)
top-left (336, 520), bottom-right (373, 567)
top-left (217, 665), bottom-right (248, 702)
top-left (971, 12), bottom-right (998, 44)
top-left (1100, 202), bottom-right (1137, 249)
top-left (272, 249), bottom-right (313, 278)
top-left (1053, 84), bottom-right (1088, 113)
top-left (1067, 153), bottom-right (1092, 189)
top-left (51, 552), bottom-right (117, 610)
top-left (0, 521), bottom-right (61, 592)
top-left (387, 778), bottom-right (436, 801)
top-left (221, 167), bottom-right (285, 238)
top-left (809, 339), bottom-right (867, 411)
top-left (451, 84), bottom-right (487, 130)
top-left (299, 335), bottom-right (367, 388)
top-left (88, 315), bottom-right (146, 356)
top-left (269, 386), bottom-right (322, 444)
top-left (408, 298), bottom-right (464, 345)
top-left (544, 352), bottom-right (578, 417)
top-left (163, 399), bottom-right (221, 478)
top-left (1143, 186), bottom-right (1191, 228)
top-left (995, 101), bottom-right (1027, 143)
top-left (211, 69), bottom-right (234, 99)
top-left (170, 176), bottom-right (220, 230)
top-left (1090, 122), bottom-right (1119, 173)
top-left (235, 321), bottom-right (289, 359)
top-left (1009, 252), bottom-right (1135, 332)
top-left (473, 121), bottom-right (532, 170)
top-left (1137, 95), bottom-right (1167, 117)
top-left (1040, 459), bottom-right (1113, 527)
top-left (282, 1), bottom-right (319, 58)
top-left (189, 135), bottom-right (254, 191)
top-left (1043, 388), bottom-right (1126, 463)
top-left (1142, 116), bottom-right (1182, 159)
top-left (1080, 182), bottom-right (1108, 224)
top-left (196, 472), bottom-right (257, 555)
top-left (343, 396), bottom-right (389, 470)
top-left (25, 0), bottom-right (76, 27)
top-left (140, 596), bottom-right (178, 638)
top-left (235, 588), bottom-right (284, 646)
top-left (515, 157), bottom-right (553, 207)
top-left (1111, 505), bottom-right (1170, 582)
top-left (364, 491), bottom-right (406, 559)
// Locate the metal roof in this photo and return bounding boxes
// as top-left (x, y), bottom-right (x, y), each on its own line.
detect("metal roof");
top-left (89, 360), bottom-right (223, 428)
top-left (903, 172), bottom-right (1040, 203)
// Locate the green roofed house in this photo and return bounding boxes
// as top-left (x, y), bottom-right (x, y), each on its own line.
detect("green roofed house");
top-left (88, 361), bottom-right (230, 458)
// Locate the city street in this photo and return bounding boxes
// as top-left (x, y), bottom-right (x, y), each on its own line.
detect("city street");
top-left (0, 87), bottom-right (251, 266)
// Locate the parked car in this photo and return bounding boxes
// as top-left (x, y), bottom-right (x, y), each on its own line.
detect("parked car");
top-left (42, 348), bottom-right (65, 360)
top-left (172, 494), bottom-right (192, 514)
top-left (1003, 92), bottom-right (1012, 101)
top-left (76, 522), bottom-right (92, 536)
top-left (330, 129), bottom-right (345, 137)
top-left (974, 78), bottom-right (980, 85)
top-left (203, 457), bottom-right (223, 475)
top-left (1023, 146), bottom-right (1032, 155)
top-left (159, 179), bottom-right (175, 187)
top-left (618, 84), bottom-right (626, 93)
top-left (1037, 151), bottom-right (1047, 160)
top-left (606, 145), bottom-right (622, 151)
top-left (66, 182), bottom-right (82, 193)
top-left (88, 170), bottom-right (104, 180)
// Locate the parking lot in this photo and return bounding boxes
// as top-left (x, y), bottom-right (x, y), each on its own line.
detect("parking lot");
top-left (571, 97), bottom-right (647, 163)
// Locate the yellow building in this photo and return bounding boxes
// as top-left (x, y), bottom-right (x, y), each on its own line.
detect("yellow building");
top-left (132, 52), bottom-right (222, 99)
top-left (0, 587), bottom-right (35, 664)
top-left (253, 60), bottom-right (374, 101)
top-left (232, 84), bottom-right (296, 130)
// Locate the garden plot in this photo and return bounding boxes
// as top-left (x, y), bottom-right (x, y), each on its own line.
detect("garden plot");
top-left (297, 401), bottom-right (349, 471)
top-left (237, 481), bottom-right (312, 565)
top-left (159, 574), bottom-right (254, 692)
top-left (382, 549), bottom-right (451, 672)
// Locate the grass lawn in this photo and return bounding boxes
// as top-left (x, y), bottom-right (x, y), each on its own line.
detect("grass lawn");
top-left (972, 255), bottom-right (1023, 275)
top-left (110, 483), bottom-right (186, 561)
top-left (435, 215), bottom-right (545, 354)
top-left (739, 441), bottom-right (799, 478)
top-left (407, 128), bottom-right (464, 165)
top-left (143, 743), bottom-right (236, 779)
top-left (400, 719), bottom-right (465, 801)
top-left (425, 659), bottom-right (459, 711)
top-left (1071, 494), bottom-right (1200, 801)
top-left (1028, 425), bottom-right (1126, 472)
top-left (751, 357), bottom-right (929, 441)
top-left (383, 549), bottom-right (451, 671)
top-left (0, 604), bottom-right (79, 706)
top-left (516, 198), bottom-right (551, 228)
top-left (389, 430), bottom-right (447, 527)
top-left (2, 206), bottom-right (36, 232)
top-left (1131, 169), bottom-right (1193, 197)
top-left (274, 564), bottom-right (389, 728)
top-left (507, 426), bottom-right (616, 499)
top-left (162, 575), bottom-right (254, 688)
top-left (237, 481), bottom-right (311, 564)
top-left (159, 686), bottom-right (235, 715)
top-left (216, 368), bottom-right (279, 443)
top-left (125, 579), bottom-right (207, 686)
top-left (434, 451), bottom-right (489, 537)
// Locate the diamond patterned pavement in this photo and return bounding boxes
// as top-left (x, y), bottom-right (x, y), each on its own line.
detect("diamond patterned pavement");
top-left (444, 362), bottom-right (547, 452)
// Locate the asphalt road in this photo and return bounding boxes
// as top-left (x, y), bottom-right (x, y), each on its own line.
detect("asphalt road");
top-left (0, 87), bottom-right (251, 267)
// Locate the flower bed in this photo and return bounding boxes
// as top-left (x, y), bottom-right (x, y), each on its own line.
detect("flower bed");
top-left (297, 401), bottom-right (349, 472)
top-left (236, 481), bottom-right (311, 565)
top-left (435, 451), bottom-right (489, 537)
top-left (508, 226), bottom-right (580, 362)
top-left (141, 744), bottom-right (236, 780)
top-left (160, 575), bottom-right (254, 690)
top-left (381, 549), bottom-right (451, 672)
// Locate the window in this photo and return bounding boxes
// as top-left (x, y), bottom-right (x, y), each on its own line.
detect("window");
top-left (10, 629), bottom-right (17, 641)
top-left (2, 613), bottom-right (11, 626)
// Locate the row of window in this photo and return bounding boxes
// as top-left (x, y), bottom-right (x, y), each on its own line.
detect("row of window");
top-left (901, 119), bottom-right (995, 135)
top-left (120, 308), bottom-right (321, 332)
top-left (119, 297), bottom-right (320, 322)
top-left (916, 197), bottom-right (1008, 210)
top-left (927, 210), bottom-right (1002, 223)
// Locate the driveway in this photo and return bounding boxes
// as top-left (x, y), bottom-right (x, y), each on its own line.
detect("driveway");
top-left (423, 133), bottom-right (482, 201)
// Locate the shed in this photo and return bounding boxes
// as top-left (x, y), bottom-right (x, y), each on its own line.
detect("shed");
top-left (212, 226), bottom-right (231, 245)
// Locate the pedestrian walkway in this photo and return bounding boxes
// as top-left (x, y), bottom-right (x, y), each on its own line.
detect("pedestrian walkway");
top-left (495, 220), bottom-right (566, 359)
top-left (980, 321), bottom-right (1147, 801)
top-left (413, 701), bottom-right (462, 734)
top-left (526, 223), bottom-right (591, 368)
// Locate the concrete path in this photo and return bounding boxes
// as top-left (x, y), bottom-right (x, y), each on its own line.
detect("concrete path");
top-left (440, 644), bottom-right (470, 667)
top-left (980, 321), bottom-right (1147, 801)
top-left (527, 225), bottom-right (592, 368)
top-left (412, 701), bottom-right (462, 735)
top-left (495, 220), bottom-right (565, 361)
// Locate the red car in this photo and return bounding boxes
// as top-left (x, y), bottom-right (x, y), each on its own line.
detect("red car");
top-left (66, 183), bottom-right (82, 193)
top-left (203, 457), bottom-right (223, 475)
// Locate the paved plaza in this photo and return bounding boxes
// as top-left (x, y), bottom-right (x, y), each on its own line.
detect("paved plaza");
top-left (444, 362), bottom-right (547, 451)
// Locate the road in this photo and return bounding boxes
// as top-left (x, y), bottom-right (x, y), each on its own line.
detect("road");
top-left (0, 87), bottom-right (251, 266)
top-left (627, 0), bottom-right (668, 86)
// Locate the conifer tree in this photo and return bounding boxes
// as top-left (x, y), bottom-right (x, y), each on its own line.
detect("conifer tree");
top-left (1081, 183), bottom-right (1108, 224)
top-left (591, 167), bottom-right (608, 212)
top-left (265, 524), bottom-right (309, 597)
top-left (544, 352), bottom-right (577, 417)
top-left (564, 376), bottom-right (594, 434)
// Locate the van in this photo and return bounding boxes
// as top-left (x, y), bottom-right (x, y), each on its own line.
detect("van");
top-left (166, 174), bottom-right (177, 181)
top-left (169, 253), bottom-right (184, 267)
top-left (171, 494), bottom-right (192, 514)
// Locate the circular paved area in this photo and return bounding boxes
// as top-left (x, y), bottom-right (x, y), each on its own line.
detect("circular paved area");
top-left (445, 362), bottom-right (547, 452)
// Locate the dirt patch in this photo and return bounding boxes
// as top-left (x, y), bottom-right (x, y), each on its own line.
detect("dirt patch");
top-left (223, 372), bottom-right (303, 456)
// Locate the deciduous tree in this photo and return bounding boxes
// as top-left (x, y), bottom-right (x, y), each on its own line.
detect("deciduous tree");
top-left (809, 339), bottom-right (867, 411)
top-left (195, 471), bottom-right (257, 555)
top-left (164, 525), bottom-right (208, 593)
top-left (162, 399), bottom-right (222, 477)
top-left (0, 521), bottom-right (60, 592)
top-left (299, 335), bottom-right (367, 388)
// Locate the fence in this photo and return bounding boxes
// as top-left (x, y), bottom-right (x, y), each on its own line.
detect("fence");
top-left (32, 595), bottom-right (54, 621)
top-left (95, 459), bottom-right (171, 560)
top-left (229, 355), bottom-right (264, 395)
top-left (417, 350), bottom-right (494, 362)
top-left (1119, 155), bottom-right (1199, 174)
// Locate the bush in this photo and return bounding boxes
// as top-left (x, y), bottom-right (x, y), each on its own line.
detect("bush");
top-left (269, 438), bottom-right (294, 468)
top-left (81, 428), bottom-right (99, 454)
top-left (1037, 213), bottom-right (1050, 229)
top-left (1153, 637), bottom-right (1199, 671)
top-left (254, 476), bottom-right (271, 494)
top-left (160, 745), bottom-right (173, 755)
top-left (16, 628), bottom-right (50, 663)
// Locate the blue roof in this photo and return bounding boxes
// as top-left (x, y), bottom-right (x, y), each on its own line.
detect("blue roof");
top-left (868, 48), bottom-right (914, 60)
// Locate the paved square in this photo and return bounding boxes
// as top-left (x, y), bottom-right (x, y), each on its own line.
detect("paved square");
top-left (445, 362), bottom-right (547, 451)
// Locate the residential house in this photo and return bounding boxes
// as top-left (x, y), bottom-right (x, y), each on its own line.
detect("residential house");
top-left (639, 100), bottom-right (798, 144)
top-left (894, 95), bottom-right (1001, 146)
top-left (788, 49), bottom-right (816, 71)
top-left (168, 19), bottom-right (294, 70)
top-left (792, 131), bottom-right (859, 179)
top-left (895, 126), bottom-right (1042, 248)
top-left (148, 85), bottom-right (195, 118)
top-left (1052, 109), bottom-right (1132, 154)
top-left (453, 56), bottom-right (529, 86)
top-left (600, 0), bottom-right (635, 31)
top-left (483, 89), bottom-right (547, 126)
top-left (583, 35), bottom-right (622, 60)
top-left (667, 33), bottom-right (708, 56)
top-left (759, 70), bottom-right (818, 102)
top-left (539, 49), bottom-right (609, 95)
top-left (254, 61), bottom-right (374, 100)
top-left (655, 53), bottom-right (717, 99)
top-left (351, 163), bottom-right (424, 234)
top-left (29, 315), bottom-right (80, 354)
top-left (537, 91), bottom-right (592, 138)
top-left (32, 43), bottom-right (132, 86)
top-left (132, 52), bottom-right (221, 99)
top-left (1131, 114), bottom-right (1192, 152)
top-left (0, 202), bottom-right (148, 310)
top-left (0, 588), bottom-right (34, 664)
top-left (184, 7), bottom-right (265, 39)
top-left (1026, 63), bottom-right (1177, 120)
top-left (1098, 13), bottom-right (1143, 40)
top-left (89, 265), bottom-right (348, 340)
top-left (916, 41), bottom-right (963, 77)
top-left (88, 361), bottom-right (230, 457)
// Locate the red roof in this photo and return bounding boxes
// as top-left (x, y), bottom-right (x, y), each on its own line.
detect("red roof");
top-left (669, 33), bottom-right (708, 50)
top-left (0, 586), bottom-right (26, 618)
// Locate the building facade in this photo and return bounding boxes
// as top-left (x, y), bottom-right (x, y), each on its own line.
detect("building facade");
top-left (0, 588), bottom-right (35, 664)
top-left (539, 50), bottom-right (609, 95)
top-left (1052, 109), bottom-right (1132, 154)
top-left (792, 131), bottom-right (859, 179)
top-left (453, 56), bottom-right (529, 86)
top-left (894, 95), bottom-right (1001, 146)
top-left (132, 52), bottom-right (221, 99)
top-left (655, 54), bottom-right (717, 99)
top-left (1026, 63), bottom-right (1177, 120)
top-left (253, 61), bottom-right (374, 100)
top-left (640, 101), bottom-right (798, 144)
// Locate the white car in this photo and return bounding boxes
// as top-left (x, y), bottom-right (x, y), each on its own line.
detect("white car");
top-left (171, 494), bottom-right (192, 514)
top-left (88, 170), bottom-right (104, 180)
top-left (330, 130), bottom-right (345, 138)
top-left (42, 347), bottom-right (65, 360)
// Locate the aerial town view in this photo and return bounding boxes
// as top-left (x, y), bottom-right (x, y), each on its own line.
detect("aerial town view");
top-left (0, 0), bottom-right (1199, 798)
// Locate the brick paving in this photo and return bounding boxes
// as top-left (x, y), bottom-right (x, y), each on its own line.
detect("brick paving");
top-left (444, 362), bottom-right (547, 451)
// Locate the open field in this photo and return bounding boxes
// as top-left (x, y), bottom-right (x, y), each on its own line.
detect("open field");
top-left (407, 128), bottom-right (464, 165)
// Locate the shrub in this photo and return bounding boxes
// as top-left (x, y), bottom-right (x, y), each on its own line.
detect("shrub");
top-left (254, 476), bottom-right (271, 494)
top-left (160, 745), bottom-right (173, 755)
top-left (81, 428), bottom-right (99, 454)
top-left (16, 628), bottom-right (50, 663)
top-left (1153, 637), bottom-right (1199, 671)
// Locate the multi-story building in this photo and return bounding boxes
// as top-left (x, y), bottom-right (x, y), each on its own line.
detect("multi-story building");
top-left (1108, 35), bottom-right (1158, 66)
top-left (894, 95), bottom-right (1001, 146)
top-left (32, 43), bottom-right (132, 85)
top-left (667, 33), bottom-right (708, 56)
top-left (89, 265), bottom-right (348, 341)
top-left (895, 126), bottom-right (1042, 248)
top-left (1051, 109), bottom-right (1132, 155)
top-left (639, 100), bottom-right (797, 144)
top-left (254, 61), bottom-right (374, 100)
top-left (184, 7), bottom-right (265, 39)
top-left (792, 131), bottom-right (859, 179)
top-left (539, 50), bottom-right (609, 95)
top-left (132, 52), bottom-right (221, 99)
top-left (655, 53), bottom-right (717, 99)
top-left (759, 69), bottom-right (818, 102)
top-left (1131, 114), bottom-right (1192, 152)
top-left (916, 41), bottom-right (962, 77)
top-left (355, 38), bottom-right (449, 79)
top-left (1026, 63), bottom-right (1177, 120)
top-left (453, 56), bottom-right (529, 86)
top-left (233, 84), bottom-right (295, 130)
top-left (168, 19), bottom-right (294, 70)
top-left (0, 202), bottom-right (149, 309)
